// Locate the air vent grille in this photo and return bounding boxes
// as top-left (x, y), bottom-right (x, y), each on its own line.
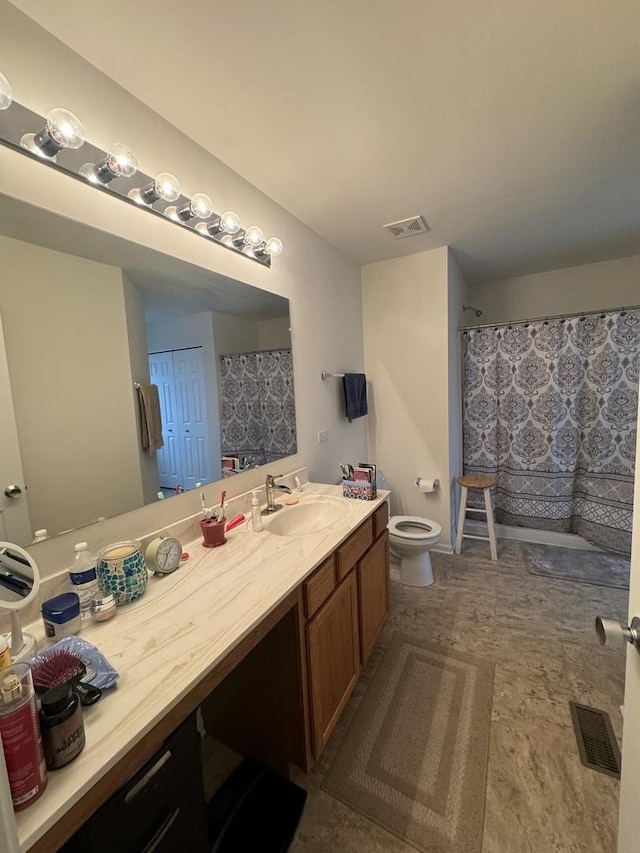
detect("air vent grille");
top-left (383, 215), bottom-right (430, 239)
top-left (569, 701), bottom-right (621, 778)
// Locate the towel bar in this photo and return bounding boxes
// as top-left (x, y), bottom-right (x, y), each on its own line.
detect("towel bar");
top-left (321, 371), bottom-right (345, 379)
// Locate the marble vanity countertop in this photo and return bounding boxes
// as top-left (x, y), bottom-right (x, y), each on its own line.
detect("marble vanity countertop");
top-left (14, 482), bottom-right (388, 852)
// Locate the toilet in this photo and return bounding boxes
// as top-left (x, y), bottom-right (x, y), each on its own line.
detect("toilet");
top-left (388, 516), bottom-right (442, 587)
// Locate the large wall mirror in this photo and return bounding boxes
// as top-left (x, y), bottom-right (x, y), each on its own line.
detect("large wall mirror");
top-left (0, 193), bottom-right (296, 548)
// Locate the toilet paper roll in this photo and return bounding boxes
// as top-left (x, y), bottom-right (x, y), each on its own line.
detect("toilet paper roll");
top-left (417, 478), bottom-right (438, 493)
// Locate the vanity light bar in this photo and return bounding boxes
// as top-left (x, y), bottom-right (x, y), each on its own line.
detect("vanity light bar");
top-left (0, 72), bottom-right (283, 267)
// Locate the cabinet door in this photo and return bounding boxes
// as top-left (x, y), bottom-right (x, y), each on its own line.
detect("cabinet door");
top-left (358, 531), bottom-right (390, 664)
top-left (307, 571), bottom-right (360, 758)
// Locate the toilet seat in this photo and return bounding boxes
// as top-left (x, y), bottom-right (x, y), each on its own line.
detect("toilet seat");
top-left (388, 516), bottom-right (441, 541)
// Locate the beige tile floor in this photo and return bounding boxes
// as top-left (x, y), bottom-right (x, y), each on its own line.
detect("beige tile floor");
top-left (205, 538), bottom-right (628, 853)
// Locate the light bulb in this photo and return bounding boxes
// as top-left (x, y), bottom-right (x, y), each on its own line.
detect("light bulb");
top-left (129, 172), bottom-right (181, 205)
top-left (244, 226), bottom-right (264, 248)
top-left (264, 237), bottom-right (283, 256)
top-left (80, 142), bottom-right (138, 185)
top-left (0, 71), bottom-right (12, 111)
top-left (35, 108), bottom-right (86, 156)
top-left (220, 210), bottom-right (241, 234)
top-left (169, 192), bottom-right (214, 223)
top-left (196, 210), bottom-right (241, 238)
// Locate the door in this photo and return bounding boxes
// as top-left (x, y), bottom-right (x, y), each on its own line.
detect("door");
top-left (0, 316), bottom-right (32, 543)
top-left (616, 425), bottom-right (640, 852)
top-left (307, 571), bottom-right (360, 758)
top-left (358, 531), bottom-right (390, 664)
top-left (149, 348), bottom-right (212, 492)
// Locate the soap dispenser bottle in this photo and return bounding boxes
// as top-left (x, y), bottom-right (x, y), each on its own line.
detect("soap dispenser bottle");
top-left (251, 490), bottom-right (264, 532)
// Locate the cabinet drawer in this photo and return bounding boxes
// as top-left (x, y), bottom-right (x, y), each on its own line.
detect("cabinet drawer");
top-left (303, 554), bottom-right (337, 618)
top-left (373, 501), bottom-right (389, 539)
top-left (336, 518), bottom-right (373, 581)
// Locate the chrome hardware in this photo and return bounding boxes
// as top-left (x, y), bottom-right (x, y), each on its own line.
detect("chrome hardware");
top-left (262, 474), bottom-right (292, 515)
top-left (4, 485), bottom-right (22, 498)
top-left (595, 616), bottom-right (640, 653)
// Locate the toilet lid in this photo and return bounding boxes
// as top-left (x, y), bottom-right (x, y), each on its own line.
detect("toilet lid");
top-left (388, 516), bottom-right (442, 540)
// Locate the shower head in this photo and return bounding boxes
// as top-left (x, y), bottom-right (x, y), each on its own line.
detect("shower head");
top-left (463, 305), bottom-right (483, 318)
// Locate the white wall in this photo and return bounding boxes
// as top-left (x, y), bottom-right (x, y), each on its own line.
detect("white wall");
top-left (0, 235), bottom-right (144, 536)
top-left (447, 250), bottom-right (466, 537)
top-left (465, 253), bottom-right (640, 325)
top-left (257, 316), bottom-right (292, 351)
top-left (0, 3), bottom-right (366, 576)
top-left (363, 246), bottom-right (461, 548)
top-left (212, 313), bottom-right (260, 355)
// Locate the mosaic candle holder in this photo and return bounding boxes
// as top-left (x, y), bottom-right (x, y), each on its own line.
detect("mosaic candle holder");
top-left (97, 541), bottom-right (148, 605)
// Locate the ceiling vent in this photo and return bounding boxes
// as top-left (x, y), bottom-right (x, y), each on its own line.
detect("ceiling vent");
top-left (383, 215), bottom-right (430, 239)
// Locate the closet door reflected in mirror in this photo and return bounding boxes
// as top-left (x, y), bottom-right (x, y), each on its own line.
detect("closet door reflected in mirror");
top-left (0, 194), bottom-right (296, 547)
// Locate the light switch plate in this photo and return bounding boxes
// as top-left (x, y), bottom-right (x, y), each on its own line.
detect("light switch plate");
top-left (317, 429), bottom-right (328, 443)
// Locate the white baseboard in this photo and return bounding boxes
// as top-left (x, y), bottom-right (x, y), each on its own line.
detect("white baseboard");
top-left (433, 542), bottom-right (454, 555)
top-left (465, 520), bottom-right (601, 551)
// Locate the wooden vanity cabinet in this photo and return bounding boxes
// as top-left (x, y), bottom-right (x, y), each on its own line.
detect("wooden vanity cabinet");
top-left (306, 500), bottom-right (389, 759)
top-left (307, 571), bottom-right (360, 757)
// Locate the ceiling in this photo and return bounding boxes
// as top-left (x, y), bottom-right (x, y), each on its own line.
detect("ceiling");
top-left (9, 0), bottom-right (640, 283)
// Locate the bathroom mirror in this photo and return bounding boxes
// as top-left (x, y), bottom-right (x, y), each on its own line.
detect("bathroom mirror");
top-left (0, 194), bottom-right (297, 548)
top-left (0, 542), bottom-right (40, 663)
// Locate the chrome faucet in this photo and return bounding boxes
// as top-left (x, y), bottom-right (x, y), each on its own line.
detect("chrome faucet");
top-left (262, 474), bottom-right (292, 515)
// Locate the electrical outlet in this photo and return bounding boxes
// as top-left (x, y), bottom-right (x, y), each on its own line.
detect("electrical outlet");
top-left (317, 429), bottom-right (328, 443)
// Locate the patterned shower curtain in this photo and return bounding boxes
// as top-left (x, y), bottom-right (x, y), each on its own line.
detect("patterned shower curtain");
top-left (219, 348), bottom-right (296, 462)
top-left (462, 310), bottom-right (639, 555)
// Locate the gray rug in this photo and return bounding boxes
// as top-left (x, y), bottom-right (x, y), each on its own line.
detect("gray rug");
top-left (524, 542), bottom-right (630, 590)
top-left (322, 632), bottom-right (494, 853)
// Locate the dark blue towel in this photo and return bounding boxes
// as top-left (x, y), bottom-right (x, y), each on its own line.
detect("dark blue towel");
top-left (343, 373), bottom-right (368, 422)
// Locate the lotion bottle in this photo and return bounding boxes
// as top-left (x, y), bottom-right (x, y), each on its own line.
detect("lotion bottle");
top-left (250, 490), bottom-right (264, 532)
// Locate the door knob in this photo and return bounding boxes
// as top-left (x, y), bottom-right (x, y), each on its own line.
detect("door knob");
top-left (4, 485), bottom-right (22, 498)
top-left (595, 616), bottom-right (640, 652)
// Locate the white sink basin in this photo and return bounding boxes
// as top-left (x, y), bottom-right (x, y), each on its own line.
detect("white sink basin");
top-left (265, 495), bottom-right (344, 536)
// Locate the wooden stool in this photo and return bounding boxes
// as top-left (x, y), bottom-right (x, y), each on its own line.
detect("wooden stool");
top-left (454, 474), bottom-right (497, 561)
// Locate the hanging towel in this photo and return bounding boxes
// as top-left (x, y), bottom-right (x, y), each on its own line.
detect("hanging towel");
top-left (343, 373), bottom-right (368, 422)
top-left (136, 382), bottom-right (164, 453)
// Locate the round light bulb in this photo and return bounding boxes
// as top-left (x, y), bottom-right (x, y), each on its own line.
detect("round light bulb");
top-left (220, 210), bottom-right (241, 234)
top-left (46, 108), bottom-right (85, 150)
top-left (0, 71), bottom-right (12, 111)
top-left (155, 172), bottom-right (181, 202)
top-left (190, 193), bottom-right (214, 219)
top-left (244, 226), bottom-right (264, 248)
top-left (264, 237), bottom-right (283, 256)
top-left (107, 142), bottom-right (137, 178)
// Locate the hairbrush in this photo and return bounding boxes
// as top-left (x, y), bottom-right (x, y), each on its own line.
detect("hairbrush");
top-left (30, 649), bottom-right (102, 706)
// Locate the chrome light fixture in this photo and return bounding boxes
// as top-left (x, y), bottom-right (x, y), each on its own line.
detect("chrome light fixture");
top-left (0, 75), bottom-right (283, 266)
top-left (20, 107), bottom-right (85, 158)
top-left (80, 142), bottom-right (138, 184)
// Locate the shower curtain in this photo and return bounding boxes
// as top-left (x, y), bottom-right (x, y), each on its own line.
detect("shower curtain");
top-left (461, 309), bottom-right (639, 555)
top-left (219, 348), bottom-right (296, 463)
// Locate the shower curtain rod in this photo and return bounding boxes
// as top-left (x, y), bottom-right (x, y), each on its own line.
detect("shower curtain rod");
top-left (458, 303), bottom-right (640, 332)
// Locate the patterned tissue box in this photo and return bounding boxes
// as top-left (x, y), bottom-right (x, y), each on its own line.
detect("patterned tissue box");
top-left (343, 479), bottom-right (377, 501)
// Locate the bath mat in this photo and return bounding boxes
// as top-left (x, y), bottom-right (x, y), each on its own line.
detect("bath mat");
top-left (322, 632), bottom-right (494, 853)
top-left (524, 543), bottom-right (630, 590)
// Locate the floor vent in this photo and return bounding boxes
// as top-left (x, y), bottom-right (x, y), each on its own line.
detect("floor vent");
top-left (569, 701), bottom-right (621, 779)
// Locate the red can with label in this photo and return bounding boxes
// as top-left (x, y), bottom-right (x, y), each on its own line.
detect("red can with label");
top-left (0, 662), bottom-right (47, 811)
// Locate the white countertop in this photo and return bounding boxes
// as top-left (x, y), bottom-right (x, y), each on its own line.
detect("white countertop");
top-left (15, 482), bottom-right (388, 851)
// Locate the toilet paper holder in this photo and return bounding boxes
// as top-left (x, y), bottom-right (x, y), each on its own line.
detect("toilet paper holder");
top-left (416, 477), bottom-right (440, 491)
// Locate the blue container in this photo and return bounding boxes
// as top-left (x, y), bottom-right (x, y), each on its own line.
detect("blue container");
top-left (97, 541), bottom-right (148, 605)
top-left (41, 592), bottom-right (81, 639)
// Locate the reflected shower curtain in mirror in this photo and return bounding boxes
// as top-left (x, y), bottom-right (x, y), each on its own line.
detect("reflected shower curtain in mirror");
top-left (219, 348), bottom-right (296, 465)
top-left (461, 310), bottom-right (639, 555)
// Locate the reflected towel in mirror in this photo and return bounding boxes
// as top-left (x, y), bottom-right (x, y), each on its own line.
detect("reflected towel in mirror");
top-left (136, 382), bottom-right (164, 452)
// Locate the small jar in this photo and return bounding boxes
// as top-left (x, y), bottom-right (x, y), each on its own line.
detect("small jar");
top-left (39, 683), bottom-right (85, 770)
top-left (41, 593), bottom-right (81, 640)
top-left (90, 594), bottom-right (116, 623)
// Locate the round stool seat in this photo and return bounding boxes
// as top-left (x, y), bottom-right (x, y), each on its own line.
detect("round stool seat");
top-left (456, 474), bottom-right (495, 489)
top-left (389, 516), bottom-right (441, 541)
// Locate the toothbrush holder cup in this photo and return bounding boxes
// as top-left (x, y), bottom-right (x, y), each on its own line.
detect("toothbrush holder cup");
top-left (200, 519), bottom-right (226, 548)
